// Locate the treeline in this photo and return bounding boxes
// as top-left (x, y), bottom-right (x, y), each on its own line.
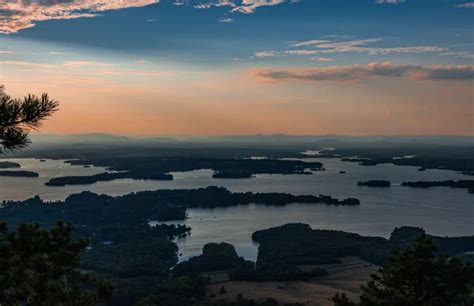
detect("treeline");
top-left (167, 223), bottom-right (474, 289)
top-left (2, 220), bottom-right (473, 305)
top-left (252, 223), bottom-right (474, 267)
top-left (173, 242), bottom-right (328, 283)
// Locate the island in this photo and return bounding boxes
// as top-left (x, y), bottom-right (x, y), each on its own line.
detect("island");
top-left (401, 180), bottom-right (474, 193)
top-left (0, 170), bottom-right (39, 177)
top-left (42, 157), bottom-right (324, 185)
top-left (357, 180), bottom-right (391, 187)
top-left (1, 187), bottom-right (361, 227)
top-left (0, 161), bottom-right (21, 169)
top-left (45, 171), bottom-right (173, 186)
top-left (325, 145), bottom-right (474, 173)
top-left (341, 158), bottom-right (381, 166)
top-left (212, 170), bottom-right (255, 179)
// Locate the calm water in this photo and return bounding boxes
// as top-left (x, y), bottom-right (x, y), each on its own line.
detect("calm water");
top-left (1, 158), bottom-right (473, 261)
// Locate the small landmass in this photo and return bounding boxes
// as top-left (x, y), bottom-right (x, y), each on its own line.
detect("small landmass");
top-left (0, 161), bottom-right (21, 169)
top-left (402, 180), bottom-right (474, 194)
top-left (357, 180), bottom-right (391, 187)
top-left (0, 170), bottom-right (39, 177)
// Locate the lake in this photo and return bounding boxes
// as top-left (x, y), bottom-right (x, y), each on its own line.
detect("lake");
top-left (0, 158), bottom-right (472, 261)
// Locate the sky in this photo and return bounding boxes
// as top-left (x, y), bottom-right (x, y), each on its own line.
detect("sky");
top-left (0, 0), bottom-right (473, 136)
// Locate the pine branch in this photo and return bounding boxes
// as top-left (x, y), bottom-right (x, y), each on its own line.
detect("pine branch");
top-left (0, 86), bottom-right (59, 152)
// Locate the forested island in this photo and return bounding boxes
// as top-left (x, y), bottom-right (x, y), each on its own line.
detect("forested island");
top-left (45, 171), bottom-right (173, 186)
top-left (342, 158), bottom-right (379, 166)
top-left (0, 170), bottom-right (39, 177)
top-left (0, 161), bottom-right (21, 169)
top-left (43, 157), bottom-right (321, 186)
top-left (401, 180), bottom-right (474, 193)
top-left (1, 187), bottom-right (360, 227)
top-left (325, 145), bottom-right (474, 173)
top-left (357, 180), bottom-right (391, 187)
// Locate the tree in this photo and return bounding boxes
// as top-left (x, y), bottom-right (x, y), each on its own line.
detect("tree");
top-left (333, 235), bottom-right (474, 306)
top-left (0, 85), bottom-right (58, 153)
top-left (0, 222), bottom-right (112, 305)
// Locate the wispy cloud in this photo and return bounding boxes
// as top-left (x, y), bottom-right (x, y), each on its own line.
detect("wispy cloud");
top-left (286, 38), bottom-right (447, 56)
top-left (0, 50), bottom-right (15, 54)
top-left (0, 60), bottom-right (113, 71)
top-left (0, 0), bottom-right (297, 33)
top-left (255, 50), bottom-right (279, 57)
top-left (375, 0), bottom-right (406, 4)
top-left (231, 0), bottom-right (291, 14)
top-left (194, 0), bottom-right (236, 9)
top-left (289, 40), bottom-right (332, 47)
top-left (0, 60), bottom-right (170, 77)
top-left (219, 17), bottom-right (234, 23)
top-left (0, 60), bottom-right (57, 70)
top-left (312, 57), bottom-right (334, 62)
top-left (192, 0), bottom-right (296, 14)
top-left (455, 2), bottom-right (474, 8)
top-left (439, 51), bottom-right (474, 59)
top-left (256, 37), bottom-right (473, 60)
top-left (62, 61), bottom-right (113, 68)
top-left (0, 0), bottom-right (159, 34)
top-left (254, 62), bottom-right (474, 82)
top-left (376, 0), bottom-right (474, 8)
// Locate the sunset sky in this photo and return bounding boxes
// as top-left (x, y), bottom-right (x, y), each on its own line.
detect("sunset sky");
top-left (0, 0), bottom-right (473, 136)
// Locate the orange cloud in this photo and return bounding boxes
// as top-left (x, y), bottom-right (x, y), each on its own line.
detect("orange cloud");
top-left (253, 62), bottom-right (474, 83)
top-left (0, 0), bottom-right (159, 34)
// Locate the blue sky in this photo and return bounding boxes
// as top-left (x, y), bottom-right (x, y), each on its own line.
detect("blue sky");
top-left (0, 0), bottom-right (473, 135)
top-left (2, 0), bottom-right (473, 66)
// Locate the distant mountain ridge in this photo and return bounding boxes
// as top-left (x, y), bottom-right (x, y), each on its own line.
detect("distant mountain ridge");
top-left (29, 133), bottom-right (474, 146)
top-left (30, 133), bottom-right (178, 145)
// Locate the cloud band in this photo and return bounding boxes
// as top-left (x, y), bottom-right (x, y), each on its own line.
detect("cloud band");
top-left (254, 62), bottom-right (474, 82)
